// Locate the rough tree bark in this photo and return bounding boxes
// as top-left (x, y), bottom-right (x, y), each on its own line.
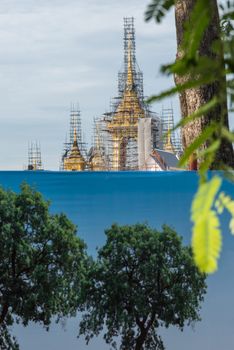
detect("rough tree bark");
top-left (174, 0), bottom-right (234, 169)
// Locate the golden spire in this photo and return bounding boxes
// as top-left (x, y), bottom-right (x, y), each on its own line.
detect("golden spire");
top-left (164, 128), bottom-right (175, 153)
top-left (126, 35), bottom-right (134, 91)
top-left (110, 30), bottom-right (145, 121)
top-left (70, 127), bottom-right (81, 155)
top-left (63, 127), bottom-right (86, 171)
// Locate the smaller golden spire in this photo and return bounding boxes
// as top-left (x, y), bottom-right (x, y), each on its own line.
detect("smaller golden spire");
top-left (164, 128), bottom-right (175, 153)
top-left (63, 127), bottom-right (86, 171)
top-left (70, 127), bottom-right (81, 156)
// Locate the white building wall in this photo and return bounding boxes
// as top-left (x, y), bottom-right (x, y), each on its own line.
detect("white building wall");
top-left (138, 118), bottom-right (152, 170)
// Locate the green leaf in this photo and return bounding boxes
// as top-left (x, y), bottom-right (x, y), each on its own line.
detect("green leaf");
top-left (191, 176), bottom-right (222, 274)
top-left (191, 176), bottom-right (222, 222)
top-left (197, 140), bottom-right (221, 158)
top-left (145, 0), bottom-right (174, 23)
top-left (174, 98), bottom-right (219, 131)
top-left (147, 74), bottom-right (218, 103)
top-left (199, 153), bottom-right (217, 181)
top-left (192, 210), bottom-right (221, 273)
top-left (179, 124), bottom-right (218, 167)
top-left (198, 141), bottom-right (221, 178)
top-left (221, 126), bottom-right (234, 142)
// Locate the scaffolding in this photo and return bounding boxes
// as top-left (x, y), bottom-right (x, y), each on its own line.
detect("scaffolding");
top-left (60, 105), bottom-right (87, 170)
top-left (96, 17), bottom-right (162, 171)
top-left (58, 18), bottom-right (181, 172)
top-left (27, 142), bottom-right (43, 171)
top-left (88, 118), bottom-right (109, 171)
top-left (117, 17), bottom-right (144, 102)
top-left (161, 107), bottom-right (182, 155)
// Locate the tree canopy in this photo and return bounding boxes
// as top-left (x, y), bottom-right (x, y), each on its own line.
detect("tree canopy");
top-left (0, 184), bottom-right (87, 349)
top-left (79, 224), bottom-right (207, 350)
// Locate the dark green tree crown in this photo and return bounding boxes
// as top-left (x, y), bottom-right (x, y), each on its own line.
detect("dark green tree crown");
top-left (79, 223), bottom-right (207, 350)
top-left (0, 183), bottom-right (87, 349)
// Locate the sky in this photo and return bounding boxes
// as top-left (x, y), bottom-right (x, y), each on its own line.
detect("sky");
top-left (0, 171), bottom-right (232, 350)
top-left (0, 0), bottom-right (180, 170)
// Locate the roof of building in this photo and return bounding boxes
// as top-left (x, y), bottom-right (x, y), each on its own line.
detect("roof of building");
top-left (153, 149), bottom-right (180, 169)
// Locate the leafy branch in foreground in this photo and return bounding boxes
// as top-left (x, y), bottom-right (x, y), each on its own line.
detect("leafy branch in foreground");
top-left (145, 0), bottom-right (234, 273)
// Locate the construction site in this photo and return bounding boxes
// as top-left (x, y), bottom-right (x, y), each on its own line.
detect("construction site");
top-left (27, 17), bottom-right (182, 172)
top-left (26, 142), bottom-right (43, 171)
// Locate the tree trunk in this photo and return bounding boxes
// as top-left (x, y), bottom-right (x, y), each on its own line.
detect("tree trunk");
top-left (174, 0), bottom-right (234, 169)
top-left (0, 303), bottom-right (9, 325)
top-left (135, 329), bottom-right (147, 350)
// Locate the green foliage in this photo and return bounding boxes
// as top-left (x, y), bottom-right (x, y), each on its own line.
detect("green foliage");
top-left (79, 224), bottom-right (206, 350)
top-left (191, 176), bottom-right (234, 273)
top-left (0, 183), bottom-right (87, 349)
top-left (191, 176), bottom-right (222, 273)
top-left (178, 123), bottom-right (219, 169)
top-left (145, 0), bottom-right (234, 172)
top-left (145, 0), bottom-right (175, 23)
top-left (145, 0), bottom-right (234, 273)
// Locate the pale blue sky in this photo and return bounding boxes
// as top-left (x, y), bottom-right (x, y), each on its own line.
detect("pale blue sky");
top-left (0, 0), bottom-right (180, 170)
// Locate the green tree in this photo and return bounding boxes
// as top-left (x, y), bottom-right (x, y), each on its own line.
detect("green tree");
top-left (0, 184), bottom-right (87, 349)
top-left (79, 224), bottom-right (206, 350)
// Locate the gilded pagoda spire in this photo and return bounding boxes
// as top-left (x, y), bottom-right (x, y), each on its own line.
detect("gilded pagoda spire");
top-left (104, 17), bottom-right (147, 171)
top-left (63, 127), bottom-right (86, 171)
top-left (114, 33), bottom-right (144, 118)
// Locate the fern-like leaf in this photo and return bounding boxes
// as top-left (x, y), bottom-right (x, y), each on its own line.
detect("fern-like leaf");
top-left (145, 0), bottom-right (174, 23)
top-left (191, 176), bottom-right (222, 273)
top-left (192, 176), bottom-right (222, 221)
top-left (192, 210), bottom-right (221, 273)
